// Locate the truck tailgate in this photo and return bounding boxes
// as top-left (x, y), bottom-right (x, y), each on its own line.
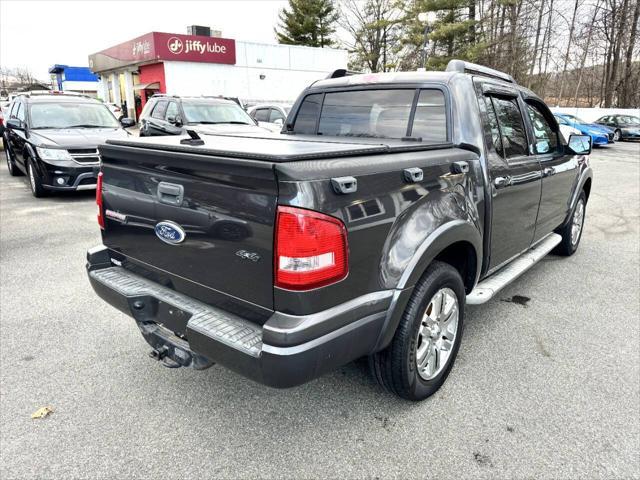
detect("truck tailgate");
top-left (98, 143), bottom-right (278, 310)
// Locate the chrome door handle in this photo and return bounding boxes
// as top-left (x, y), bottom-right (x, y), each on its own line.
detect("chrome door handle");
top-left (494, 176), bottom-right (511, 189)
top-left (543, 167), bottom-right (555, 177)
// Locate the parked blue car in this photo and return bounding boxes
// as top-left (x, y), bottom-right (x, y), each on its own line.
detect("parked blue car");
top-left (554, 113), bottom-right (614, 146)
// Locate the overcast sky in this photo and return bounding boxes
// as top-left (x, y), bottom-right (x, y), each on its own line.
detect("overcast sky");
top-left (0, 0), bottom-right (289, 79)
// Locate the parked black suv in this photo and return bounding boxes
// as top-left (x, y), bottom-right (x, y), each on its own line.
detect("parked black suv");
top-left (2, 92), bottom-right (135, 197)
top-left (139, 95), bottom-right (270, 137)
top-left (594, 114), bottom-right (640, 141)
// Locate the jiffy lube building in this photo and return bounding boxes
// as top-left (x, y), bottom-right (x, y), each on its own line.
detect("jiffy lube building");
top-left (89, 26), bottom-right (348, 119)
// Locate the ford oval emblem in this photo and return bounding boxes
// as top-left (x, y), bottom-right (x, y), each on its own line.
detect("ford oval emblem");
top-left (154, 221), bottom-right (186, 245)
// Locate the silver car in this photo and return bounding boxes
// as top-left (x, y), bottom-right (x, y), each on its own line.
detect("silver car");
top-left (248, 104), bottom-right (292, 132)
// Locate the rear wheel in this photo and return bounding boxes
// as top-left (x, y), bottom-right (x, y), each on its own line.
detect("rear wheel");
top-left (4, 140), bottom-right (21, 176)
top-left (613, 129), bottom-right (621, 142)
top-left (27, 158), bottom-right (46, 198)
top-left (369, 261), bottom-right (465, 401)
top-left (555, 191), bottom-right (586, 256)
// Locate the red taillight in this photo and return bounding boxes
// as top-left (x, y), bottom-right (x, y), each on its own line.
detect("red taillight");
top-left (274, 206), bottom-right (348, 290)
top-left (96, 171), bottom-right (104, 230)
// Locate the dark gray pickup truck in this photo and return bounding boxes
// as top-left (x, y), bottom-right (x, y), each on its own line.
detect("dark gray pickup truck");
top-left (87, 61), bottom-right (593, 401)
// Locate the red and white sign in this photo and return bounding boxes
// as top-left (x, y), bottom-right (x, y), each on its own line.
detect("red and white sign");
top-left (89, 32), bottom-right (236, 72)
top-left (154, 32), bottom-right (235, 64)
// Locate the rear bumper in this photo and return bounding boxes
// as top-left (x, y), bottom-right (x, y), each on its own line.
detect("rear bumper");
top-left (87, 246), bottom-right (392, 388)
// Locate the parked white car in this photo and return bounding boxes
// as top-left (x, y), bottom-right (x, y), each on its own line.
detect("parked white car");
top-left (248, 104), bottom-right (291, 132)
top-left (559, 124), bottom-right (582, 142)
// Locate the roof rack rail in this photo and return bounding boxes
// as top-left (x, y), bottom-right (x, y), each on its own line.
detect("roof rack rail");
top-left (16, 90), bottom-right (91, 98)
top-left (446, 60), bottom-right (515, 84)
top-left (325, 68), bottom-right (362, 79)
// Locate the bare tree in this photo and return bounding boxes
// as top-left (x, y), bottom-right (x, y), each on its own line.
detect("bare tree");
top-left (339, 0), bottom-right (401, 72)
top-left (573, 0), bottom-right (603, 106)
top-left (619, 0), bottom-right (640, 106)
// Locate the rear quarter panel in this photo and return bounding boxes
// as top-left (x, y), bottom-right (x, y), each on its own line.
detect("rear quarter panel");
top-left (275, 147), bottom-right (483, 315)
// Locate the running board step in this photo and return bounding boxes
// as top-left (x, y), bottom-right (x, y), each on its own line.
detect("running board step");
top-left (467, 233), bottom-right (562, 305)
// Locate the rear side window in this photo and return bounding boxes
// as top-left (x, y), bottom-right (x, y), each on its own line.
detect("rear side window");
top-left (151, 101), bottom-right (168, 119)
top-left (139, 99), bottom-right (155, 119)
top-left (318, 89), bottom-right (414, 138)
top-left (491, 97), bottom-right (528, 158)
top-left (15, 103), bottom-right (25, 122)
top-left (293, 94), bottom-right (322, 134)
top-left (482, 96), bottom-right (503, 155)
top-left (254, 108), bottom-right (270, 122)
top-left (411, 90), bottom-right (446, 142)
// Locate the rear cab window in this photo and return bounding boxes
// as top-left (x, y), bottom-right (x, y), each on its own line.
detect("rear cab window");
top-left (292, 88), bottom-right (448, 143)
top-left (151, 101), bottom-right (168, 119)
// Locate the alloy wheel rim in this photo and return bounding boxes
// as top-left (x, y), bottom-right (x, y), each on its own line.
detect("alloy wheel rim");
top-left (415, 287), bottom-right (459, 381)
top-left (571, 199), bottom-right (585, 246)
top-left (614, 131), bottom-right (620, 141)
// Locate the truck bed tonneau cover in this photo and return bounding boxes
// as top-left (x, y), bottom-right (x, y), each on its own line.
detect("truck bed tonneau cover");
top-left (105, 133), bottom-right (451, 162)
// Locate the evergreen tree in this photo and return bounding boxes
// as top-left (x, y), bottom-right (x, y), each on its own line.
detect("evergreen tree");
top-left (395, 0), bottom-right (482, 71)
top-left (275, 0), bottom-right (339, 48)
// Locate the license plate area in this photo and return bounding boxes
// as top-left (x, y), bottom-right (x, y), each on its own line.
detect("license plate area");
top-left (155, 301), bottom-right (191, 338)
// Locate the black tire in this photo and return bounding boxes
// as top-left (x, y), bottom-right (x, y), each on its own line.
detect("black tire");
top-left (27, 158), bottom-right (46, 198)
top-left (554, 190), bottom-right (586, 256)
top-left (3, 139), bottom-right (21, 176)
top-left (369, 261), bottom-right (465, 401)
top-left (613, 129), bottom-right (621, 142)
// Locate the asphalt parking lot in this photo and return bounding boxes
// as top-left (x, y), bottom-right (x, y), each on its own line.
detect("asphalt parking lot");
top-left (1, 142), bottom-right (638, 479)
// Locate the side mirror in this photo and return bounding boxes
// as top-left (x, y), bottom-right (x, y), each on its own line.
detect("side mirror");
top-left (120, 117), bottom-right (135, 128)
top-left (6, 118), bottom-right (24, 130)
top-left (567, 134), bottom-right (592, 155)
top-left (273, 118), bottom-right (284, 126)
top-left (172, 115), bottom-right (183, 127)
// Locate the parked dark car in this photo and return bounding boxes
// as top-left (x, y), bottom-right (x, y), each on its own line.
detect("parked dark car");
top-left (138, 95), bottom-right (270, 137)
top-left (594, 114), bottom-right (640, 141)
top-left (87, 60), bottom-right (593, 401)
top-left (2, 92), bottom-right (135, 197)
